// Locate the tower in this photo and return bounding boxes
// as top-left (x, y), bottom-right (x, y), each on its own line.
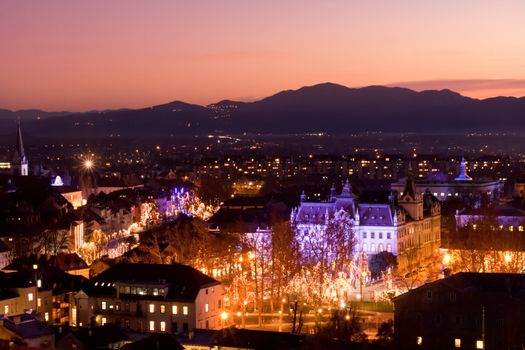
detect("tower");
top-left (454, 157), bottom-right (472, 181)
top-left (398, 161), bottom-right (423, 220)
top-left (14, 120), bottom-right (28, 176)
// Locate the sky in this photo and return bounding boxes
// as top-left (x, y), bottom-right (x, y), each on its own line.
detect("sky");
top-left (1, 0), bottom-right (525, 111)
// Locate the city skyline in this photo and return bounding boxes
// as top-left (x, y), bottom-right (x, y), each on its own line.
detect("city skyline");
top-left (2, 0), bottom-right (525, 110)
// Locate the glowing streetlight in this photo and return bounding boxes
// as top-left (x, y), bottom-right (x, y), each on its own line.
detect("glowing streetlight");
top-left (220, 312), bottom-right (228, 320)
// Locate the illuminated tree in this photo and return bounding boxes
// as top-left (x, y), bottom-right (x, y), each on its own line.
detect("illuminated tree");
top-left (296, 209), bottom-right (357, 305)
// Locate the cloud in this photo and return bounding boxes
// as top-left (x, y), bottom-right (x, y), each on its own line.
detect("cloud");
top-left (387, 79), bottom-right (525, 98)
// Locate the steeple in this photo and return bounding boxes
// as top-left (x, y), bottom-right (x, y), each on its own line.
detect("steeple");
top-left (300, 190), bottom-right (307, 202)
top-left (398, 160), bottom-right (424, 220)
top-left (341, 179), bottom-right (352, 197)
top-left (330, 183), bottom-right (337, 201)
top-left (403, 161), bottom-right (417, 199)
top-left (454, 157), bottom-right (472, 181)
top-left (14, 119), bottom-right (28, 176)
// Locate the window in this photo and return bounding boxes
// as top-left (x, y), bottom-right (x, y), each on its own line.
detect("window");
top-left (206, 288), bottom-right (209, 295)
top-left (183, 306), bottom-right (188, 315)
top-left (206, 320), bottom-right (209, 329)
top-left (37, 279), bottom-right (42, 288)
top-left (387, 244), bottom-right (392, 253)
top-left (149, 321), bottom-right (155, 331)
top-left (153, 288), bottom-right (159, 296)
top-left (205, 304), bottom-right (209, 313)
top-left (172, 305), bottom-right (178, 314)
top-left (172, 322), bottom-right (178, 333)
top-left (149, 304), bottom-right (155, 313)
top-left (362, 232), bottom-right (367, 239)
top-left (427, 291), bottom-right (432, 300)
top-left (116, 302), bottom-right (121, 311)
top-left (362, 244), bottom-right (367, 252)
top-left (28, 293), bottom-right (34, 301)
top-left (476, 340), bottom-right (484, 349)
top-left (125, 319), bottom-right (130, 329)
top-left (44, 312), bottom-right (49, 321)
top-left (520, 226), bottom-right (524, 232)
top-left (371, 232), bottom-right (375, 239)
top-left (379, 244), bottom-right (384, 252)
top-left (183, 322), bottom-right (188, 332)
top-left (371, 244), bottom-right (376, 252)
top-left (379, 232), bottom-right (383, 239)
top-left (102, 301), bottom-right (107, 310)
top-left (125, 303), bottom-right (130, 312)
top-left (160, 321), bottom-right (166, 332)
top-left (160, 305), bottom-right (166, 314)
top-left (102, 317), bottom-right (107, 325)
top-left (417, 336), bottom-right (422, 345)
top-left (455, 339), bottom-right (461, 348)
top-left (4, 305), bottom-right (8, 314)
top-left (37, 298), bottom-right (42, 307)
top-left (387, 232), bottom-right (391, 239)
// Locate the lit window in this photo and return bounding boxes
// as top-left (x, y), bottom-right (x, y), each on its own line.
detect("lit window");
top-left (455, 339), bottom-right (461, 348)
top-left (379, 244), bottom-right (384, 252)
top-left (417, 336), bottom-right (422, 345)
top-left (387, 244), bottom-right (392, 253)
top-left (102, 317), bottom-right (107, 325)
top-left (4, 305), bottom-right (8, 314)
top-left (102, 301), bottom-right (107, 310)
top-left (149, 304), bottom-right (155, 313)
top-left (149, 321), bottom-right (155, 331)
top-left (160, 321), bottom-right (166, 332)
top-left (183, 306), bottom-right (188, 315)
top-left (45, 312), bottom-right (49, 321)
top-left (205, 304), bottom-right (209, 313)
top-left (509, 226), bottom-right (514, 232)
top-left (37, 298), bottom-right (42, 307)
top-left (172, 305), bottom-right (178, 314)
top-left (37, 279), bottom-right (42, 288)
top-left (519, 226), bottom-right (524, 232)
top-left (362, 244), bottom-right (367, 252)
top-left (371, 244), bottom-right (376, 252)
top-left (28, 293), bottom-right (34, 301)
top-left (476, 340), bottom-right (484, 349)
top-left (160, 305), bottom-right (166, 314)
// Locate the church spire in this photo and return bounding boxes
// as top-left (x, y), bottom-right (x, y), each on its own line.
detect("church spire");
top-left (403, 160), bottom-right (417, 198)
top-left (15, 119), bottom-right (28, 176)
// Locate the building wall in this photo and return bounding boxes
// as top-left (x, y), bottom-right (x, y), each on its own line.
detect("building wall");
top-left (77, 285), bottom-right (224, 333)
top-left (394, 282), bottom-right (525, 350)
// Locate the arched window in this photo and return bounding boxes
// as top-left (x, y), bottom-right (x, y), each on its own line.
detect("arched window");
top-left (379, 243), bottom-right (384, 252)
top-left (387, 244), bottom-right (392, 252)
top-left (371, 244), bottom-right (376, 253)
top-left (362, 244), bottom-right (367, 252)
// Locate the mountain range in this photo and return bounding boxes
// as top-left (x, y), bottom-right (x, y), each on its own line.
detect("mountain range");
top-left (2, 83), bottom-right (525, 140)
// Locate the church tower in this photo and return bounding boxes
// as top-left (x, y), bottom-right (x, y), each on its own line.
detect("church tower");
top-left (14, 120), bottom-right (29, 176)
top-left (398, 162), bottom-right (423, 220)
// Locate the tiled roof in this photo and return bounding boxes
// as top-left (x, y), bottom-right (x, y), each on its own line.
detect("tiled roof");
top-left (83, 263), bottom-right (220, 301)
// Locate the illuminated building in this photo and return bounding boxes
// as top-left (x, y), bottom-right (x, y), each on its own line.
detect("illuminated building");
top-left (76, 263), bottom-right (225, 332)
top-left (391, 157), bottom-right (503, 206)
top-left (293, 173), bottom-right (441, 274)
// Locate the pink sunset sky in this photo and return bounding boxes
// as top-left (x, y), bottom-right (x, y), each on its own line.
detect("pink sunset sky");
top-left (1, 0), bottom-right (525, 111)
